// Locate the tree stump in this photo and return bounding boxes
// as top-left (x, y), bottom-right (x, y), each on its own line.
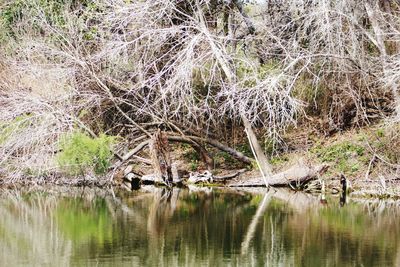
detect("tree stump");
top-left (149, 129), bottom-right (173, 185)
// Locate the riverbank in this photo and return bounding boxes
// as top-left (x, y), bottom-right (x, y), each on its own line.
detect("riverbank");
top-left (1, 119), bottom-right (399, 200)
top-left (0, 115), bottom-right (400, 199)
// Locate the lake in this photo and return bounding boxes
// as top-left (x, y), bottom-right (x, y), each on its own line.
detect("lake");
top-left (0, 186), bottom-right (399, 266)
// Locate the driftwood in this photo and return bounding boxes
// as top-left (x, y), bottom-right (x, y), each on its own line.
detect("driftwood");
top-left (188, 171), bottom-right (213, 184)
top-left (124, 173), bottom-right (168, 188)
top-left (130, 155), bottom-right (152, 165)
top-left (113, 140), bottom-right (149, 169)
top-left (121, 163), bottom-right (327, 190)
top-left (167, 135), bottom-right (253, 164)
top-left (228, 164), bottom-right (329, 187)
top-left (134, 171), bottom-right (212, 185)
top-left (214, 169), bottom-right (247, 181)
top-left (114, 133), bottom-right (253, 173)
top-left (124, 170), bottom-right (215, 188)
top-left (171, 163), bottom-right (181, 183)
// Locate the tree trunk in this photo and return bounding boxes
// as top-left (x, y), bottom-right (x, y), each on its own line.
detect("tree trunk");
top-left (228, 164), bottom-right (328, 187)
top-left (167, 135), bottom-right (252, 164)
top-left (196, 3), bottom-right (272, 185)
top-left (241, 114), bottom-right (272, 186)
top-left (149, 129), bottom-right (173, 184)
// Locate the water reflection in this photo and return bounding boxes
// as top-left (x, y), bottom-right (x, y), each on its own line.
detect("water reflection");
top-left (0, 191), bottom-right (72, 266)
top-left (0, 187), bottom-right (399, 266)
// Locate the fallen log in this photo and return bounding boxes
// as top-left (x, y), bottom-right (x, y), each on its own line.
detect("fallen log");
top-left (125, 173), bottom-right (171, 187)
top-left (130, 155), bottom-right (152, 165)
top-left (136, 171), bottom-right (212, 186)
top-left (167, 135), bottom-right (253, 164)
top-left (114, 133), bottom-right (253, 171)
top-left (214, 169), bottom-right (247, 181)
top-left (112, 140), bottom-right (150, 169)
top-left (122, 163), bottom-right (327, 189)
top-left (228, 164), bottom-right (328, 187)
top-left (188, 171), bottom-right (213, 184)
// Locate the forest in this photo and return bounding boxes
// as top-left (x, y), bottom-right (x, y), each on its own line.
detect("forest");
top-left (1, 0), bottom-right (400, 196)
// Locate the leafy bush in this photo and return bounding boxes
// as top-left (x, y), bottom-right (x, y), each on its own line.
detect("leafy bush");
top-left (57, 132), bottom-right (116, 175)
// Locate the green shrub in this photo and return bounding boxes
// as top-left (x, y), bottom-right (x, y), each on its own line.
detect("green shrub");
top-left (57, 132), bottom-right (116, 175)
top-left (236, 60), bottom-right (281, 87)
top-left (270, 155), bottom-right (289, 166)
top-left (0, 0), bottom-right (25, 42)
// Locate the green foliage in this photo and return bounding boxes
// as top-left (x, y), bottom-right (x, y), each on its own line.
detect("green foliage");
top-left (263, 137), bottom-right (280, 156)
top-left (182, 147), bottom-right (200, 162)
top-left (236, 143), bottom-right (253, 158)
top-left (57, 131), bottom-right (116, 175)
top-left (0, 0), bottom-right (24, 42)
top-left (249, 160), bottom-right (258, 170)
top-left (0, 0), bottom-right (67, 41)
top-left (23, 167), bottom-right (48, 177)
top-left (375, 127), bottom-right (385, 138)
top-left (312, 141), bottom-right (367, 174)
top-left (215, 151), bottom-right (235, 167)
top-left (270, 155), bottom-right (289, 166)
top-left (0, 0), bottom-right (100, 46)
top-left (292, 74), bottom-right (328, 115)
top-left (181, 146), bottom-right (201, 171)
top-left (189, 161), bottom-right (199, 171)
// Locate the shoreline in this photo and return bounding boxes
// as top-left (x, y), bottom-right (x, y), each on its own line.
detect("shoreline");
top-left (1, 171), bottom-right (399, 201)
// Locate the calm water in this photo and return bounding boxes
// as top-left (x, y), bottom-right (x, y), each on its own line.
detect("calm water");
top-left (0, 187), bottom-right (399, 267)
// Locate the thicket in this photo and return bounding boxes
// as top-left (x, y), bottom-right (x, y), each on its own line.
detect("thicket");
top-left (0, 0), bottom-right (399, 180)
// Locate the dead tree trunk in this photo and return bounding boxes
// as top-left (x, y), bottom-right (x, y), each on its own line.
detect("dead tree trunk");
top-left (149, 129), bottom-right (173, 184)
top-left (196, 2), bottom-right (272, 186)
top-left (241, 115), bottom-right (273, 185)
top-left (228, 164), bottom-right (328, 187)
